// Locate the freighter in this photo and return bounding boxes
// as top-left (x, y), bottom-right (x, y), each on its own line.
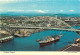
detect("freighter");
top-left (39, 34), bottom-right (62, 46)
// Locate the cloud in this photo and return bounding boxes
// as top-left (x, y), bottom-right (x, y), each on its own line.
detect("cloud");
top-left (0, 0), bottom-right (15, 4)
top-left (69, 10), bottom-right (74, 12)
top-left (35, 10), bottom-right (46, 13)
top-left (0, 0), bottom-right (54, 4)
top-left (37, 10), bottom-right (46, 13)
top-left (60, 10), bottom-right (64, 12)
top-left (26, 10), bottom-right (48, 13)
top-left (8, 9), bottom-right (25, 11)
top-left (7, 9), bottom-right (48, 13)
top-left (0, 0), bottom-right (25, 4)
top-left (60, 10), bottom-right (74, 12)
top-left (0, 0), bottom-right (38, 4)
top-left (0, 9), bottom-right (2, 11)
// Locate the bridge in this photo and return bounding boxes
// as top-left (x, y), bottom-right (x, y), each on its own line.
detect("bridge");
top-left (0, 26), bottom-right (80, 36)
top-left (0, 26), bottom-right (80, 31)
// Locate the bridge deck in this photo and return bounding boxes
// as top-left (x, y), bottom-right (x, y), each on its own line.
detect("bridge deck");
top-left (0, 26), bottom-right (80, 32)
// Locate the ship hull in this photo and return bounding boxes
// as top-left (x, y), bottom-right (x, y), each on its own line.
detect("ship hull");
top-left (39, 39), bottom-right (60, 46)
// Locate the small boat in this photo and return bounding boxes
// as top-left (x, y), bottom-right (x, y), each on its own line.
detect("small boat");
top-left (36, 39), bottom-right (41, 42)
top-left (39, 34), bottom-right (62, 46)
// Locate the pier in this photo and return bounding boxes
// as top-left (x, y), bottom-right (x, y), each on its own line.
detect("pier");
top-left (0, 35), bottom-right (13, 43)
top-left (0, 30), bottom-right (14, 43)
top-left (59, 44), bottom-right (80, 51)
top-left (59, 38), bottom-right (80, 51)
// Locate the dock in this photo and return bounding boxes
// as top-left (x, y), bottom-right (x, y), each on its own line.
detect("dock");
top-left (0, 34), bottom-right (14, 43)
top-left (0, 30), bottom-right (14, 43)
top-left (59, 44), bottom-right (80, 51)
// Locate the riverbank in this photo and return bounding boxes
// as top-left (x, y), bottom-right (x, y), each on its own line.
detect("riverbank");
top-left (13, 29), bottom-right (48, 37)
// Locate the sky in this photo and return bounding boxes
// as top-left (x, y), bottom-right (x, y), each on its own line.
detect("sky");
top-left (0, 0), bottom-right (80, 14)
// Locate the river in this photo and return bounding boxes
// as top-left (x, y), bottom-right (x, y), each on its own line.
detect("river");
top-left (0, 26), bottom-right (80, 51)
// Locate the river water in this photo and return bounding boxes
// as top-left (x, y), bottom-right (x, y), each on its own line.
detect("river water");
top-left (0, 26), bottom-right (80, 51)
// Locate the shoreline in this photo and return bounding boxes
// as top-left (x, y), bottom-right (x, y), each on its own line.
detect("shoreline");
top-left (13, 29), bottom-right (49, 37)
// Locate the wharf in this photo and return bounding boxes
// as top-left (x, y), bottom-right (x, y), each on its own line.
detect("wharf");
top-left (59, 44), bottom-right (80, 51)
top-left (0, 33), bottom-right (14, 43)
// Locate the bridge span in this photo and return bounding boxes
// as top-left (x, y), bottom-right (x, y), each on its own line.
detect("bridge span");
top-left (0, 26), bottom-right (80, 32)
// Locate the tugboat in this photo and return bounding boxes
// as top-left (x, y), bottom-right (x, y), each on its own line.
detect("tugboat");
top-left (39, 34), bottom-right (62, 46)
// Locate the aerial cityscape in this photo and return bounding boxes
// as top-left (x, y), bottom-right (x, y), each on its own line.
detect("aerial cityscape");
top-left (0, 0), bottom-right (80, 51)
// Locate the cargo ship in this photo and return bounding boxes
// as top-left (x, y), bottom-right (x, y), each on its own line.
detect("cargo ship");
top-left (39, 34), bottom-right (62, 46)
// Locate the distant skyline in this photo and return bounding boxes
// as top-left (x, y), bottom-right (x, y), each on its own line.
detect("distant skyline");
top-left (0, 0), bottom-right (80, 14)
